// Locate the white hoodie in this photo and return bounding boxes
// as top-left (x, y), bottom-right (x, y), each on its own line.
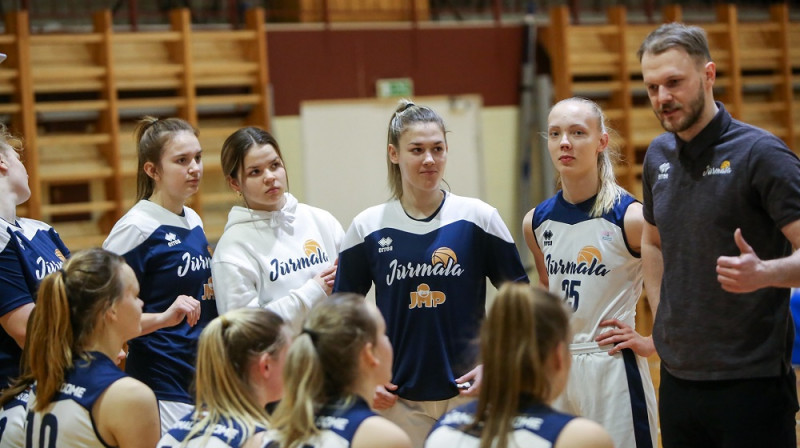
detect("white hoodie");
top-left (211, 193), bottom-right (344, 328)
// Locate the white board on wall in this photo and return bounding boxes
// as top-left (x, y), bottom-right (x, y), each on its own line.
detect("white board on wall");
top-left (301, 95), bottom-right (484, 228)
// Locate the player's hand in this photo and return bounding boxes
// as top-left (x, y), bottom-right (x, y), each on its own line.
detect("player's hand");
top-left (716, 228), bottom-right (766, 293)
top-left (456, 365), bottom-right (482, 396)
top-left (314, 260), bottom-right (338, 295)
top-left (373, 383), bottom-right (399, 410)
top-left (161, 294), bottom-right (201, 328)
top-left (596, 319), bottom-right (656, 357)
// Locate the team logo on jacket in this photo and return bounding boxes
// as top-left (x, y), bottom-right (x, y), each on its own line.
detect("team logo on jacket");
top-left (268, 239), bottom-right (330, 282)
top-left (304, 239), bottom-right (322, 256)
top-left (385, 246), bottom-right (463, 286)
top-left (545, 245), bottom-right (609, 277)
top-left (702, 160), bottom-right (732, 177)
top-left (409, 283), bottom-right (446, 308)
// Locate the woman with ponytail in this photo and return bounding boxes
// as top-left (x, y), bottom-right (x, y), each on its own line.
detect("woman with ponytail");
top-left (522, 97), bottom-right (658, 447)
top-left (212, 127), bottom-right (343, 329)
top-left (333, 99), bottom-right (528, 446)
top-left (259, 293), bottom-right (410, 448)
top-left (157, 308), bottom-right (290, 447)
top-left (103, 116), bottom-right (217, 433)
top-left (23, 248), bottom-right (159, 448)
top-left (426, 282), bottom-right (612, 448)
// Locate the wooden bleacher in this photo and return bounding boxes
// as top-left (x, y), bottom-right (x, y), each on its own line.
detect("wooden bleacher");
top-left (1, 8), bottom-right (271, 250)
top-left (544, 3), bottom-right (799, 195)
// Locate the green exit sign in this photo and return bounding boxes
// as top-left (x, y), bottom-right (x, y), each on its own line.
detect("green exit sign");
top-left (376, 78), bottom-right (414, 98)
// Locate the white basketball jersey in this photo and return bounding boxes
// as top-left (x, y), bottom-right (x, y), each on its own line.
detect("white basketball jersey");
top-left (26, 353), bottom-right (126, 448)
top-left (0, 387), bottom-right (29, 448)
top-left (532, 192), bottom-right (643, 344)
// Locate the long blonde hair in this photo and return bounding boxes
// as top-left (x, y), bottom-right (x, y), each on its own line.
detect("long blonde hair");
top-left (549, 97), bottom-right (628, 218)
top-left (471, 282), bottom-right (570, 448)
top-left (181, 308), bottom-right (289, 446)
top-left (270, 293), bottom-right (378, 448)
top-left (27, 248), bottom-right (127, 411)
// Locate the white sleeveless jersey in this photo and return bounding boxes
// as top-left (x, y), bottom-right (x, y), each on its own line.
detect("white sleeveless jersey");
top-left (0, 387), bottom-right (30, 448)
top-left (262, 397), bottom-right (376, 448)
top-left (26, 353), bottom-right (126, 448)
top-left (157, 411), bottom-right (265, 448)
top-left (532, 192), bottom-right (643, 344)
top-left (425, 399), bottom-right (575, 448)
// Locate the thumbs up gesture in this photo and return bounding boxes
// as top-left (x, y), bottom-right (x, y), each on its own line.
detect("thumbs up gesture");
top-left (716, 228), bottom-right (763, 293)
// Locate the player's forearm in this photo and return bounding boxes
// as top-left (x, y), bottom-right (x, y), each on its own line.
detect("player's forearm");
top-left (641, 236), bottom-right (663, 320)
top-left (138, 313), bottom-right (166, 336)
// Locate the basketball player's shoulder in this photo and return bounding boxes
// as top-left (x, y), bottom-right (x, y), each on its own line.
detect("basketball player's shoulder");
top-left (348, 202), bottom-right (396, 236)
top-left (98, 376), bottom-right (157, 428)
top-left (446, 193), bottom-right (496, 216)
top-left (353, 201), bottom-right (393, 222)
top-left (531, 194), bottom-right (560, 226)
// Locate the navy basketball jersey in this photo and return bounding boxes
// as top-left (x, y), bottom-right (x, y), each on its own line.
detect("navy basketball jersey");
top-left (426, 399), bottom-right (575, 447)
top-left (157, 412), bottom-right (265, 448)
top-left (262, 396), bottom-right (376, 448)
top-left (0, 386), bottom-right (30, 447)
top-left (26, 353), bottom-right (127, 448)
top-left (0, 218), bottom-right (69, 388)
top-left (103, 200), bottom-right (217, 403)
top-left (334, 192), bottom-right (528, 401)
top-left (532, 192), bottom-right (642, 344)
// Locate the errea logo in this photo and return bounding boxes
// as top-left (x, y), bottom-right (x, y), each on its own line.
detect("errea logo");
top-left (543, 230), bottom-right (553, 247)
top-left (378, 237), bottom-right (393, 253)
top-left (165, 232), bottom-right (182, 247)
top-left (658, 162), bottom-right (670, 180)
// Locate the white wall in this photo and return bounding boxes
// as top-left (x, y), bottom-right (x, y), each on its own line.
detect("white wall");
top-left (272, 104), bottom-right (520, 235)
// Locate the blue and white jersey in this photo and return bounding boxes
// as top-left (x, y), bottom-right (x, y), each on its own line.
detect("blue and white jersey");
top-left (103, 200), bottom-right (217, 404)
top-left (532, 192), bottom-right (642, 345)
top-left (425, 398), bottom-right (575, 448)
top-left (157, 411), bottom-right (266, 448)
top-left (262, 396), bottom-right (376, 448)
top-left (334, 192), bottom-right (528, 401)
top-left (0, 218), bottom-right (68, 388)
top-left (0, 386), bottom-right (30, 447)
top-left (26, 353), bottom-right (126, 448)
